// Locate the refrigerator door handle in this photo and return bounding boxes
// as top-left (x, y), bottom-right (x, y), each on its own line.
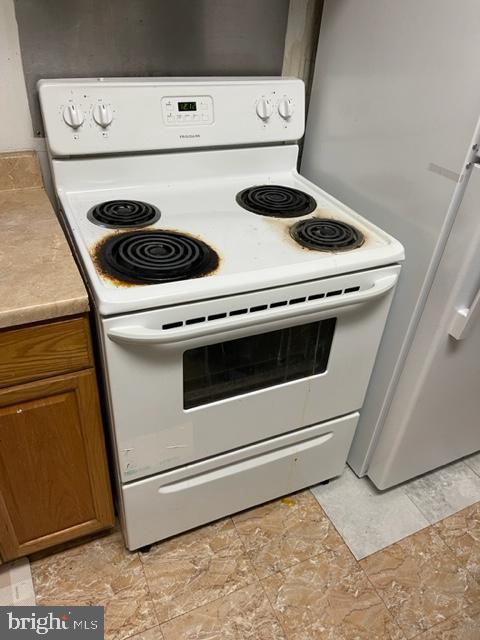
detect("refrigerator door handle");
top-left (449, 284), bottom-right (480, 340)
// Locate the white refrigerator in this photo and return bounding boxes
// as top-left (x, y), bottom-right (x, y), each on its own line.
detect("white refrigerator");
top-left (302, 0), bottom-right (480, 488)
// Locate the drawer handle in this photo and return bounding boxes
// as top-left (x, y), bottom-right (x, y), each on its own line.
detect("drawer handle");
top-left (158, 432), bottom-right (333, 493)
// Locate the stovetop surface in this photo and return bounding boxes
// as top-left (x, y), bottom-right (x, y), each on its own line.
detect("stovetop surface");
top-left (53, 145), bottom-right (404, 316)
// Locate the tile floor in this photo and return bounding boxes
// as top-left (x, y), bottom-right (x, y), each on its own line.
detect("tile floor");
top-left (312, 456), bottom-right (480, 559)
top-left (28, 484), bottom-right (480, 640)
top-left (0, 557), bottom-right (35, 606)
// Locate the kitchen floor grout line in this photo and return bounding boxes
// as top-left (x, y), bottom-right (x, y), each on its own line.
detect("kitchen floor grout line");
top-left (229, 495), bottom-right (361, 638)
top-left (141, 519), bottom-right (261, 629)
top-left (156, 581), bottom-right (263, 632)
top-left (308, 493), bottom-right (409, 637)
top-left (356, 555), bottom-right (408, 639)
top-left (408, 613), bottom-right (461, 640)
top-left (464, 457), bottom-right (480, 478)
top-left (308, 486), bottom-right (377, 562)
top-left (398, 484), bottom-right (440, 527)
top-left (137, 551), bottom-right (161, 631)
top-left (256, 571), bottom-right (291, 640)
top-left (229, 514), bottom-right (266, 581)
top-left (125, 619), bottom-right (162, 640)
top-left (229, 511), bottom-right (294, 638)
top-left (381, 496), bottom-right (480, 559)
top-left (230, 509), bottom-right (325, 583)
top-left (433, 521), bottom-right (480, 588)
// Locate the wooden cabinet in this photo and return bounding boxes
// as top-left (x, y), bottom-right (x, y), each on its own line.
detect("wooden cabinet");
top-left (0, 316), bottom-right (114, 561)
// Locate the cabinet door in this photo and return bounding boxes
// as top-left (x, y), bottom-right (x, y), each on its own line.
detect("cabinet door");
top-left (0, 369), bottom-right (114, 560)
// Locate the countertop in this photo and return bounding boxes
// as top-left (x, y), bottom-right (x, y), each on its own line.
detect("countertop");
top-left (0, 151), bottom-right (89, 329)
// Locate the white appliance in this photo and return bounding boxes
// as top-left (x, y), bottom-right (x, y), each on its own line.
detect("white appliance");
top-left (38, 77), bottom-right (403, 549)
top-left (302, 0), bottom-right (480, 488)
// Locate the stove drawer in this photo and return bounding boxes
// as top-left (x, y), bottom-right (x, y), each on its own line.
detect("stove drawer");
top-left (121, 412), bottom-right (358, 550)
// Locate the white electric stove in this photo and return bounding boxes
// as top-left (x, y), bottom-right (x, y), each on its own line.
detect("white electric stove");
top-left (39, 77), bottom-right (404, 550)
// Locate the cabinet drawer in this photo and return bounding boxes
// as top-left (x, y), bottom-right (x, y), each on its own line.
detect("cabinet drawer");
top-left (0, 316), bottom-right (92, 388)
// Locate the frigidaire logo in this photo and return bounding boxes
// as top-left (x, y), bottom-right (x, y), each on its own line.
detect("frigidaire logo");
top-left (0, 606), bottom-right (104, 639)
top-left (179, 133), bottom-right (200, 139)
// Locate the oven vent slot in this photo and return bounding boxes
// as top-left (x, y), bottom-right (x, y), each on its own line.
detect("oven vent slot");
top-left (162, 321), bottom-right (183, 330)
top-left (161, 284), bottom-right (362, 330)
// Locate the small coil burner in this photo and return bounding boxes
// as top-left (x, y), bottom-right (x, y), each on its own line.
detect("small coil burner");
top-left (97, 230), bottom-right (218, 284)
top-left (88, 200), bottom-right (160, 229)
top-left (290, 219), bottom-right (364, 251)
top-left (236, 185), bottom-right (316, 218)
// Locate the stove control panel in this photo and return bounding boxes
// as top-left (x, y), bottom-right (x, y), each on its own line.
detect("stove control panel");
top-left (38, 78), bottom-right (305, 156)
top-left (161, 96), bottom-right (214, 126)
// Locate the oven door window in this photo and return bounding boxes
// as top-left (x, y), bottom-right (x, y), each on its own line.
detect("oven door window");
top-left (183, 318), bottom-right (336, 409)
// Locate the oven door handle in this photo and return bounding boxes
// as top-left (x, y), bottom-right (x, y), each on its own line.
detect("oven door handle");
top-left (107, 273), bottom-right (397, 345)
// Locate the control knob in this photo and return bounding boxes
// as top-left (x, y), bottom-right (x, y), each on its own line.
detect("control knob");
top-left (93, 103), bottom-right (113, 128)
top-left (278, 98), bottom-right (294, 120)
top-left (63, 104), bottom-right (84, 129)
top-left (256, 98), bottom-right (273, 121)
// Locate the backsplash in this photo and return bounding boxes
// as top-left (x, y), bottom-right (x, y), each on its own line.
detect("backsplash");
top-left (0, 151), bottom-right (43, 191)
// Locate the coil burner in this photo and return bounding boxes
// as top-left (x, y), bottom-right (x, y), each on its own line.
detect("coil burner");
top-left (88, 200), bottom-right (160, 229)
top-left (236, 185), bottom-right (316, 218)
top-left (290, 219), bottom-right (364, 251)
top-left (97, 230), bottom-right (219, 284)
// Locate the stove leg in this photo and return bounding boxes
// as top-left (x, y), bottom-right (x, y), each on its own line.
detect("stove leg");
top-left (138, 544), bottom-right (152, 553)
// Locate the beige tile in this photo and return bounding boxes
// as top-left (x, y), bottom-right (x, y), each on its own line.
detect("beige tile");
top-left (360, 528), bottom-right (480, 639)
top-left (433, 502), bottom-right (480, 582)
top-left (232, 490), bottom-right (346, 579)
top-left (161, 583), bottom-right (286, 640)
top-left (416, 603), bottom-right (480, 639)
top-left (263, 544), bottom-right (403, 640)
top-left (140, 518), bottom-right (256, 624)
top-left (126, 624), bottom-right (164, 640)
top-left (32, 531), bottom-right (157, 640)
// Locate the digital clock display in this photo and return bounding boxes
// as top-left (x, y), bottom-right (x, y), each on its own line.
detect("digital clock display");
top-left (178, 101), bottom-right (197, 112)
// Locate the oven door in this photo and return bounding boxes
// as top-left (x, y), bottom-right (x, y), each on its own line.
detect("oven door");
top-left (102, 264), bottom-right (400, 482)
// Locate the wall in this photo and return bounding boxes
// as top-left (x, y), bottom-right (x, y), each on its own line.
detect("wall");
top-left (1, 0), bottom-right (323, 154)
top-left (14, 0), bottom-right (290, 137)
top-left (282, 0), bottom-right (323, 118)
top-left (0, 0), bottom-right (35, 151)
